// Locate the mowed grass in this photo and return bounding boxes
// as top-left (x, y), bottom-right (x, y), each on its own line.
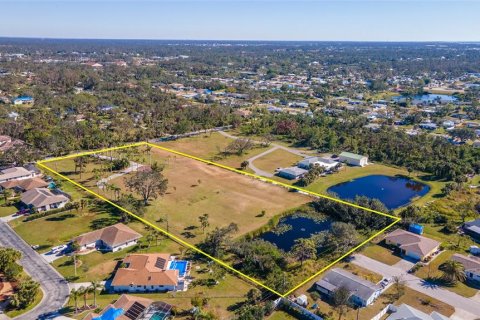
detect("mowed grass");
top-left (251, 148), bottom-right (304, 174)
top-left (361, 243), bottom-right (402, 266)
top-left (103, 147), bottom-right (312, 244)
top-left (0, 198), bottom-right (18, 217)
top-left (414, 250), bottom-right (479, 298)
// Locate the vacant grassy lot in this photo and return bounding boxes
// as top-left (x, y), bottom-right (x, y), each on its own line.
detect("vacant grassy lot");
top-left (414, 250), bottom-right (479, 298)
top-left (78, 147), bottom-right (313, 244)
top-left (252, 148), bottom-right (304, 174)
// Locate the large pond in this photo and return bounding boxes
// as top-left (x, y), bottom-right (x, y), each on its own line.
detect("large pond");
top-left (393, 94), bottom-right (458, 104)
top-left (327, 175), bottom-right (430, 210)
top-left (259, 215), bottom-right (331, 252)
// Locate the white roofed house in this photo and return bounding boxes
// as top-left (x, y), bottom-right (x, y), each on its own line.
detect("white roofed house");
top-left (277, 166), bottom-right (308, 180)
top-left (0, 166), bottom-right (38, 183)
top-left (451, 253), bottom-right (480, 284)
top-left (20, 188), bottom-right (69, 212)
top-left (297, 157), bottom-right (340, 171)
top-left (315, 268), bottom-right (381, 307)
top-left (73, 223), bottom-right (142, 253)
top-left (338, 152), bottom-right (368, 167)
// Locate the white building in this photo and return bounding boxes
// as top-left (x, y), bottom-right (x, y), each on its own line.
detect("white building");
top-left (297, 157), bottom-right (339, 171)
top-left (338, 152), bottom-right (368, 167)
top-left (0, 167), bottom-right (38, 183)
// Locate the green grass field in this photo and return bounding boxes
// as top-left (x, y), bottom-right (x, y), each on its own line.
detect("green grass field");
top-left (251, 148), bottom-right (304, 174)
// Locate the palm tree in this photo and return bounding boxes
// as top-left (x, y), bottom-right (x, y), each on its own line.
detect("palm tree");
top-left (199, 214), bottom-right (210, 234)
top-left (2, 188), bottom-right (12, 203)
top-left (69, 288), bottom-right (81, 313)
top-left (439, 260), bottom-right (466, 284)
top-left (89, 281), bottom-right (103, 307)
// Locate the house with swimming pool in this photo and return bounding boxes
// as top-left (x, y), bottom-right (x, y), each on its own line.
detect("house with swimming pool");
top-left (111, 253), bottom-right (190, 293)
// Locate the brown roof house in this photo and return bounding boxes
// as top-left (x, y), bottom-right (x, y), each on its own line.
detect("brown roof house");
top-left (111, 253), bottom-right (190, 293)
top-left (21, 188), bottom-right (69, 212)
top-left (452, 253), bottom-right (480, 284)
top-left (73, 223), bottom-right (142, 253)
top-left (83, 294), bottom-right (173, 320)
top-left (384, 229), bottom-right (440, 261)
top-left (0, 177), bottom-right (48, 193)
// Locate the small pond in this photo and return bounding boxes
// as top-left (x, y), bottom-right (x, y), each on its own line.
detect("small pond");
top-left (393, 93), bottom-right (458, 104)
top-left (259, 215), bottom-right (331, 252)
top-left (327, 175), bottom-right (430, 210)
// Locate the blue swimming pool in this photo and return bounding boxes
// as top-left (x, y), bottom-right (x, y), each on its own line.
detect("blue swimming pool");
top-left (168, 260), bottom-right (188, 276)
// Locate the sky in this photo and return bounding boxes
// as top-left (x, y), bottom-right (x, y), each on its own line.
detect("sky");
top-left (0, 0), bottom-right (479, 42)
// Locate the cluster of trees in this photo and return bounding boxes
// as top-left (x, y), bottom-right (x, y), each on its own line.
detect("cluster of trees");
top-left (0, 248), bottom-right (40, 310)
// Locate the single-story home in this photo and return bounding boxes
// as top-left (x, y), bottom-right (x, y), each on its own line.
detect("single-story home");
top-left (463, 219), bottom-right (480, 241)
top-left (386, 303), bottom-right (450, 320)
top-left (277, 167), bottom-right (308, 180)
top-left (451, 253), bottom-right (480, 283)
top-left (315, 268), bottom-right (381, 307)
top-left (297, 157), bottom-right (340, 171)
top-left (0, 166), bottom-right (39, 183)
top-left (0, 135), bottom-right (24, 153)
top-left (20, 188), bottom-right (69, 212)
top-left (111, 254), bottom-right (190, 293)
top-left (83, 294), bottom-right (172, 320)
top-left (338, 152), bottom-right (368, 167)
top-left (384, 229), bottom-right (440, 261)
top-left (0, 177), bottom-right (48, 193)
top-left (73, 223), bottom-right (142, 253)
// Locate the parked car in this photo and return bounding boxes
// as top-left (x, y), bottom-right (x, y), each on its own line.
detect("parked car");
top-left (14, 208), bottom-right (30, 216)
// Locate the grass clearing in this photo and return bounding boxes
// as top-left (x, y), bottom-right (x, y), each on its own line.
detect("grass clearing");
top-left (252, 148), bottom-right (303, 174)
top-left (361, 243), bottom-right (402, 266)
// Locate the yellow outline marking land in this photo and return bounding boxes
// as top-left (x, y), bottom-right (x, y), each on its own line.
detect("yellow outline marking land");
top-left (37, 141), bottom-right (401, 297)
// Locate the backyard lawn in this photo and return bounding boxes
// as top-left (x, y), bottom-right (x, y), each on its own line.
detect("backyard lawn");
top-left (251, 148), bottom-right (304, 174)
top-left (414, 250), bottom-right (479, 298)
top-left (0, 199), bottom-right (18, 217)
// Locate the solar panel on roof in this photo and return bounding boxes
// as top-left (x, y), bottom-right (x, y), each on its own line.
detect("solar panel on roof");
top-left (155, 257), bottom-right (166, 269)
top-left (124, 301), bottom-right (146, 320)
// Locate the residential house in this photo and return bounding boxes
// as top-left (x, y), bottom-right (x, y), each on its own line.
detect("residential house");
top-left (111, 254), bottom-right (190, 293)
top-left (83, 294), bottom-right (172, 320)
top-left (384, 229), bottom-right (440, 261)
top-left (0, 166), bottom-right (39, 183)
top-left (338, 152), bottom-right (368, 167)
top-left (451, 253), bottom-right (480, 283)
top-left (0, 135), bottom-right (24, 153)
top-left (463, 219), bottom-right (480, 241)
top-left (0, 177), bottom-right (48, 193)
top-left (386, 303), bottom-right (450, 320)
top-left (277, 167), bottom-right (308, 180)
top-left (73, 223), bottom-right (142, 253)
top-left (297, 157), bottom-right (339, 171)
top-left (315, 268), bottom-right (381, 307)
top-left (20, 188), bottom-right (69, 212)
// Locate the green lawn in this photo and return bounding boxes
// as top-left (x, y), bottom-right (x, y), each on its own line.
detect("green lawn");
top-left (252, 148), bottom-right (304, 174)
top-left (0, 200), bottom-right (18, 217)
top-left (414, 250), bottom-right (479, 298)
top-left (361, 243), bottom-right (402, 266)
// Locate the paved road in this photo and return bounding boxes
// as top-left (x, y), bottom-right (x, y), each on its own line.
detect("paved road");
top-left (0, 221), bottom-right (69, 320)
top-left (351, 254), bottom-right (480, 319)
top-left (218, 131), bottom-right (310, 177)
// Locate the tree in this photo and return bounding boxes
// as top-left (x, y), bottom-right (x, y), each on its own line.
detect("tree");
top-left (69, 288), bottom-right (81, 313)
top-left (392, 276), bottom-right (405, 300)
top-left (332, 286), bottom-right (351, 320)
top-left (199, 214), bottom-right (210, 233)
top-left (74, 157), bottom-right (87, 179)
top-left (9, 279), bottom-right (40, 309)
top-left (202, 223), bottom-right (239, 257)
top-left (126, 169), bottom-right (168, 205)
top-left (400, 206), bottom-right (422, 225)
top-left (291, 238), bottom-right (317, 266)
top-left (89, 281), bottom-right (103, 307)
top-left (439, 260), bottom-right (466, 284)
top-left (2, 188), bottom-right (12, 203)
top-left (240, 160), bottom-right (249, 170)
top-left (246, 288), bottom-right (262, 305)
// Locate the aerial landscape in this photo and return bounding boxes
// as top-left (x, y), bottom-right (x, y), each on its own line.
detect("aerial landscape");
top-left (1, 1), bottom-right (480, 320)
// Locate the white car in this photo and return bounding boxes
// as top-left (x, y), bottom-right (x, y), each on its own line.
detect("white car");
top-left (50, 244), bottom-right (67, 254)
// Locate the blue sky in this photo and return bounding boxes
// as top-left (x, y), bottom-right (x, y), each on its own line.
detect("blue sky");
top-left (0, 0), bottom-right (479, 41)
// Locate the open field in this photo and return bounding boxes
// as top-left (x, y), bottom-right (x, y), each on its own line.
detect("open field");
top-left (251, 148), bottom-right (304, 174)
top-left (40, 142), bottom-right (398, 296)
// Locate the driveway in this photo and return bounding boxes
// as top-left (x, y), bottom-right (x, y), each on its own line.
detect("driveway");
top-left (0, 221), bottom-right (69, 320)
top-left (351, 254), bottom-right (480, 319)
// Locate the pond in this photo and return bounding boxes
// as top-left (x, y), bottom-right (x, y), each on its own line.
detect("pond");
top-left (393, 93), bottom-right (458, 104)
top-left (259, 215), bottom-right (331, 252)
top-left (327, 175), bottom-right (430, 210)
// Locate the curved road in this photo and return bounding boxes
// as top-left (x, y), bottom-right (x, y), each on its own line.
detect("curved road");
top-left (0, 221), bottom-right (69, 320)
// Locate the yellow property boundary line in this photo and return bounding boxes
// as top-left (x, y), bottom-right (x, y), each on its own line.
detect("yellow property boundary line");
top-left (37, 141), bottom-right (401, 297)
